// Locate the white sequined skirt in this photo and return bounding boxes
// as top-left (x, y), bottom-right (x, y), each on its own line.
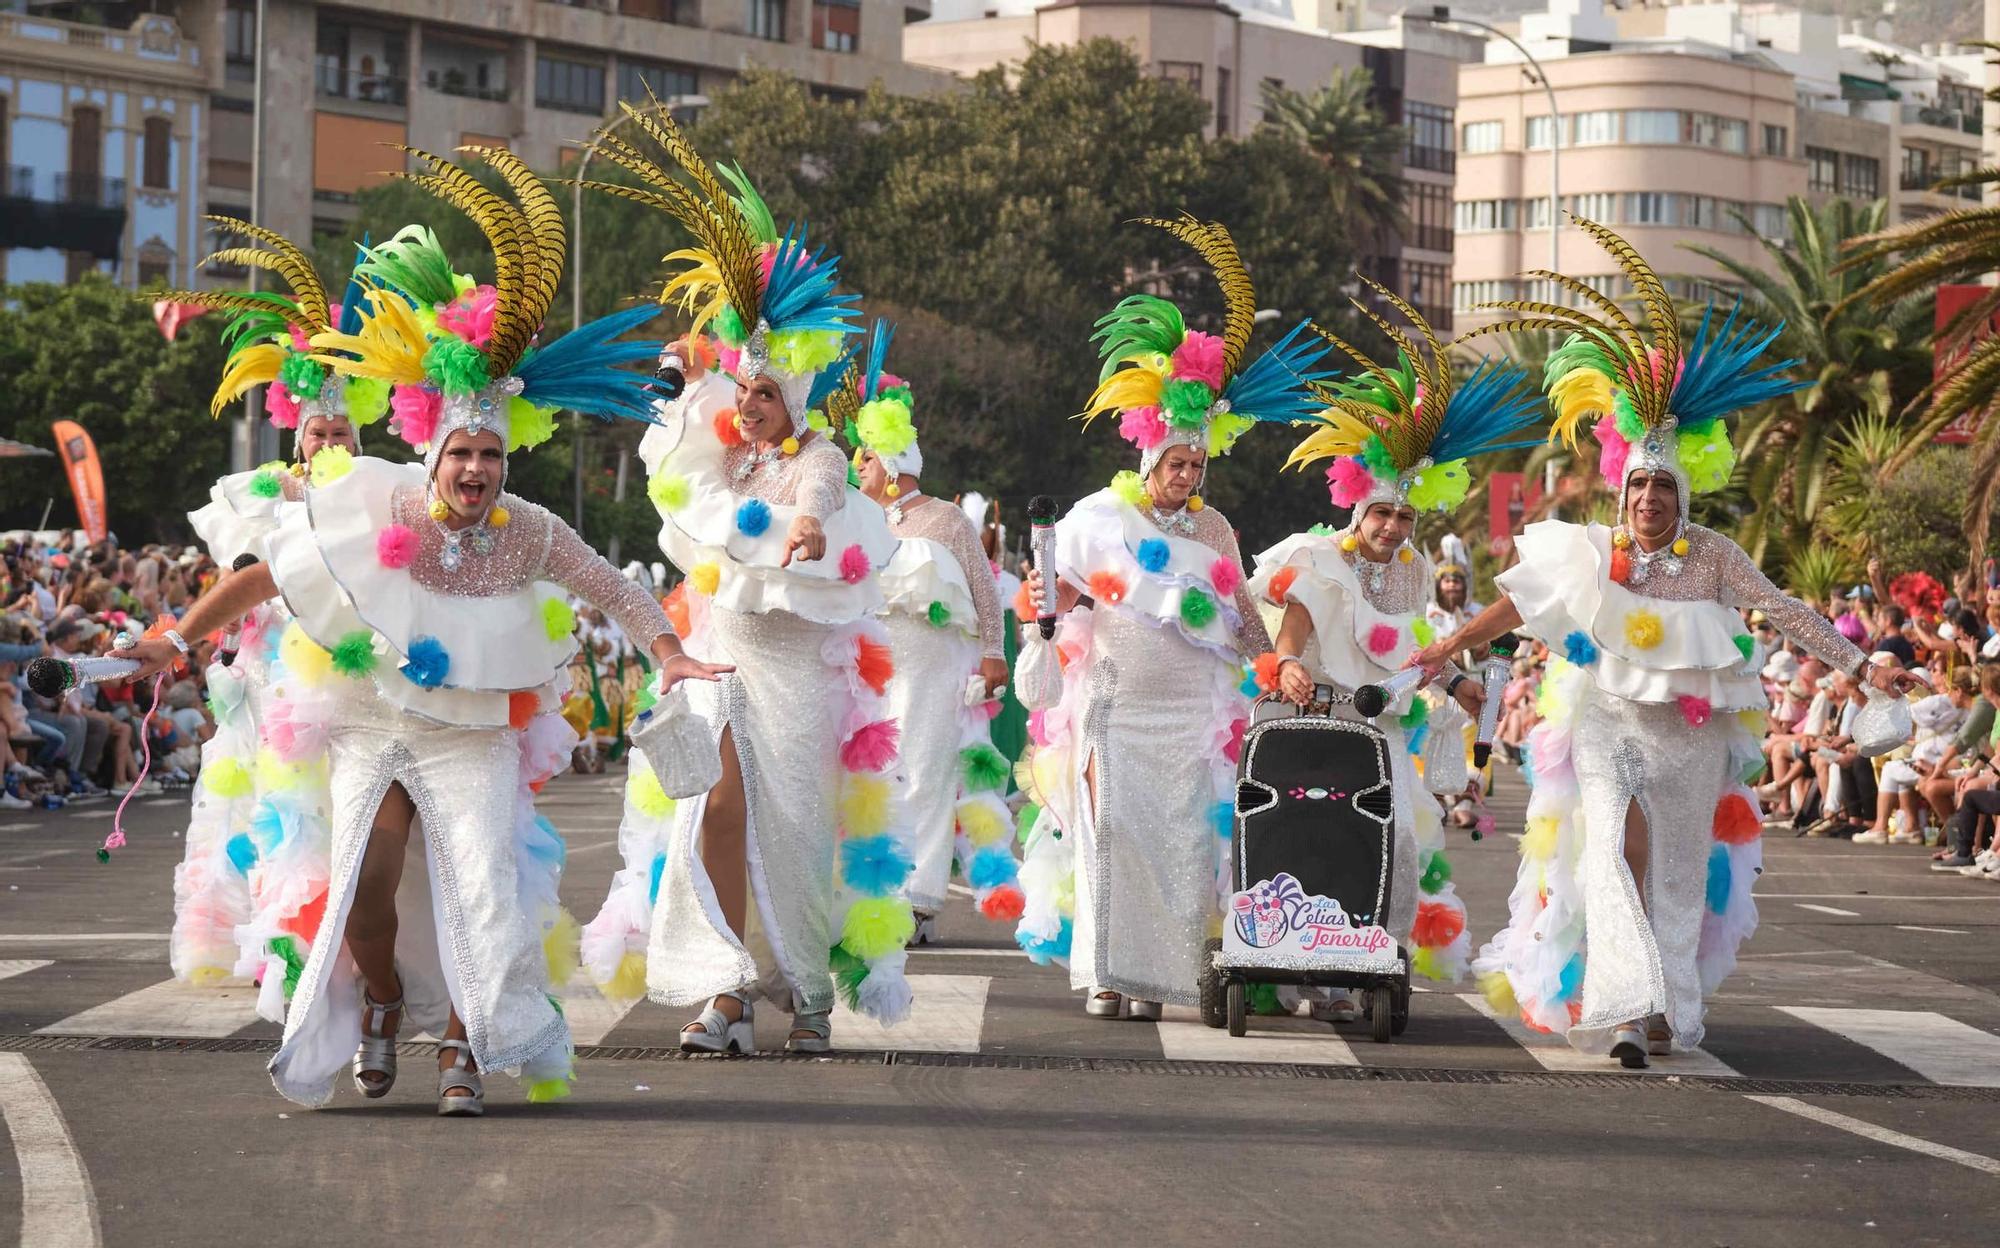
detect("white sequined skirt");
top-left (884, 613), bottom-right (980, 912)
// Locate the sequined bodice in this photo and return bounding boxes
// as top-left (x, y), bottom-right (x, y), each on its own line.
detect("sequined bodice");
top-left (721, 433), bottom-right (847, 519)
top-left (1343, 546), bottom-right (1432, 616)
top-left (887, 496), bottom-right (1006, 658)
top-left (1630, 525), bottom-right (1866, 672)
top-left (1148, 503), bottom-right (1271, 659)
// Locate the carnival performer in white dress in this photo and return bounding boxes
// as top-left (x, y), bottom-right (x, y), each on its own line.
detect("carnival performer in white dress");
top-left (124, 147), bottom-right (716, 1113)
top-left (574, 106), bottom-right (910, 1054)
top-left (1425, 534), bottom-right (1485, 647)
top-left (1412, 218), bottom-right (1918, 1067)
top-left (1014, 216), bottom-right (1329, 1019)
top-left (845, 324), bottom-right (1019, 939)
top-left (1250, 281), bottom-right (1544, 992)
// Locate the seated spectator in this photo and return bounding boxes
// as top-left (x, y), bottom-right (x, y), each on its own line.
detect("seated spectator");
top-left (1858, 693), bottom-right (1964, 844)
top-left (1919, 663), bottom-right (2000, 853)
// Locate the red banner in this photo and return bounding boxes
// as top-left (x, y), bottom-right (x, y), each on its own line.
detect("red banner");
top-left (1934, 284), bottom-right (1998, 445)
top-left (50, 420), bottom-right (107, 544)
top-left (1486, 470), bottom-right (1543, 556)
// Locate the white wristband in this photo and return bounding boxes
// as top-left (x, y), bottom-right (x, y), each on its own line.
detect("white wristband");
top-left (163, 629), bottom-right (191, 656)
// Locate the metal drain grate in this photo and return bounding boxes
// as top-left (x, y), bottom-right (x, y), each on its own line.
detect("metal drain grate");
top-left (7, 1032), bottom-right (1997, 1102)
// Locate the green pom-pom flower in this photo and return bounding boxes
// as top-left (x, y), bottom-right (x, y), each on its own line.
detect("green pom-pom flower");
top-left (1205, 410), bottom-right (1255, 457)
top-left (331, 630), bottom-right (378, 678)
top-left (854, 396), bottom-right (916, 457)
top-left (423, 336), bottom-right (490, 396)
top-left (1405, 458), bottom-right (1471, 513)
top-left (1411, 619), bottom-right (1435, 647)
top-left (542, 597), bottom-right (576, 641)
top-left (1160, 378), bottom-right (1215, 429)
top-left (1110, 470), bottom-right (1148, 509)
top-left (1015, 802), bottom-right (1042, 844)
top-left (343, 376), bottom-right (391, 427)
top-left (278, 352), bottom-right (325, 398)
top-left (1419, 850), bottom-right (1452, 895)
top-left (770, 328), bottom-right (846, 376)
top-left (1180, 588), bottom-right (1217, 630)
top-left (713, 305), bottom-right (747, 348)
top-left (1399, 696), bottom-right (1429, 732)
top-left (249, 470), bottom-right (284, 499)
top-left (1360, 434), bottom-right (1397, 481)
top-left (830, 943), bottom-right (870, 1009)
top-left (839, 897), bottom-right (916, 962)
top-left (1677, 421), bottom-right (1735, 494)
top-left (1307, 522), bottom-right (1336, 537)
top-left (1733, 633), bottom-right (1755, 662)
top-left (648, 472), bottom-right (691, 512)
top-left (927, 601), bottom-right (952, 629)
top-left (961, 744), bottom-right (1010, 793)
top-left (507, 397), bottom-right (558, 452)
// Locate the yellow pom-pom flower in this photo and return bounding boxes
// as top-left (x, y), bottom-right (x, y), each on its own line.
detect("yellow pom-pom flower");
top-left (625, 761), bottom-right (675, 819)
top-left (603, 951), bottom-right (650, 1003)
top-left (1478, 969), bottom-right (1519, 1017)
top-left (541, 597), bottom-right (576, 641)
top-left (1519, 815), bottom-right (1560, 862)
top-left (308, 445), bottom-right (354, 488)
top-left (1187, 494), bottom-right (1205, 512)
top-left (542, 910), bottom-right (580, 987)
top-left (1611, 529), bottom-right (1631, 550)
top-left (279, 623), bottom-right (333, 687)
top-left (649, 473), bottom-right (691, 512)
top-left (1109, 470), bottom-right (1148, 509)
top-left (1397, 546), bottom-right (1414, 564)
top-left (1340, 534), bottom-right (1359, 553)
top-left (690, 562), bottom-right (720, 597)
top-left (203, 756), bottom-right (254, 799)
top-left (956, 798), bottom-right (1009, 847)
top-left (1624, 608), bottom-right (1664, 651)
top-left (840, 775), bottom-right (892, 837)
top-left (488, 505), bottom-right (510, 529)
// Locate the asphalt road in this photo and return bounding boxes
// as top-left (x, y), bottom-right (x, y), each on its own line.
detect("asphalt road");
top-left (1, 765), bottom-right (1997, 1247)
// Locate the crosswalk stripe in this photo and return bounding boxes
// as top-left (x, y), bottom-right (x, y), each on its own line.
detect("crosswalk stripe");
top-left (0, 960), bottom-right (53, 982)
top-left (1747, 1096), bottom-right (2000, 1177)
top-left (1153, 1004), bottom-right (1360, 1066)
top-left (1793, 903), bottom-right (1861, 917)
top-left (1456, 993), bottom-right (1741, 1077)
top-left (0, 1054), bottom-right (102, 1248)
top-left (833, 974), bottom-right (989, 1053)
top-left (37, 978), bottom-right (263, 1038)
top-left (562, 984), bottom-right (641, 1047)
top-left (1776, 1007), bottom-right (2000, 1088)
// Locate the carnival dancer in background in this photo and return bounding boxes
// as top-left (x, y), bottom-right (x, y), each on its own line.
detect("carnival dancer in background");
top-left (846, 323), bottom-right (1021, 942)
top-left (1412, 217), bottom-right (1918, 1067)
top-left (123, 147), bottom-right (706, 1113)
top-left (574, 105), bottom-right (910, 1055)
top-left (1249, 279), bottom-right (1540, 1011)
top-left (1014, 216), bottom-right (1328, 1020)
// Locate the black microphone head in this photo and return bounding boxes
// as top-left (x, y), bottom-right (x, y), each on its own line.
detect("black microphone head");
top-left (645, 359), bottom-right (687, 403)
top-left (1473, 743), bottom-right (1493, 769)
top-left (1490, 631), bottom-right (1520, 658)
top-left (25, 657), bottom-right (73, 699)
top-left (1028, 495), bottom-right (1058, 526)
top-left (231, 553), bottom-right (261, 572)
top-left (1353, 684), bottom-right (1388, 719)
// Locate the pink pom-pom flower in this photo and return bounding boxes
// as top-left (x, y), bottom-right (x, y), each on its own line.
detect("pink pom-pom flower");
top-left (1593, 414), bottom-right (1629, 487)
top-left (1118, 405), bottom-right (1168, 450)
top-left (1677, 695), bottom-right (1712, 728)
top-left (288, 323), bottom-right (313, 353)
top-left (438, 284), bottom-right (498, 349)
top-left (1209, 557), bottom-right (1242, 597)
top-left (1327, 456), bottom-right (1374, 509)
top-left (389, 384), bottom-right (442, 448)
top-left (716, 343), bottom-right (742, 376)
top-left (838, 544), bottom-right (871, 585)
top-left (376, 524), bottom-right (419, 570)
top-left (1222, 716), bottom-right (1248, 766)
top-left (839, 717), bottom-right (901, 774)
top-left (1367, 623), bottom-right (1401, 657)
top-left (265, 380), bottom-right (301, 430)
top-left (261, 696), bottom-right (329, 762)
top-left (1169, 331), bottom-right (1227, 390)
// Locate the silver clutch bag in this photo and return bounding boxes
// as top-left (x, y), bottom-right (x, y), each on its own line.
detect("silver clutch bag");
top-left (1421, 696), bottom-right (1470, 794)
top-left (1851, 688), bottom-right (1912, 759)
top-left (626, 678), bottom-right (722, 799)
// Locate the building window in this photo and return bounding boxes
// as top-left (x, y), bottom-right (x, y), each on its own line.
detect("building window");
top-left (536, 54), bottom-right (605, 114)
top-left (1158, 61), bottom-right (1203, 95)
top-left (811, 0), bottom-right (858, 52)
top-left (1750, 203), bottom-right (1788, 239)
top-left (1461, 120), bottom-right (1502, 153)
top-left (748, 0), bottom-right (786, 41)
top-left (1626, 191), bottom-right (1672, 225)
top-left (1453, 198), bottom-right (1517, 233)
top-left (618, 0), bottom-right (701, 22)
top-left (315, 19), bottom-right (407, 105)
top-left (1570, 192), bottom-right (1617, 222)
top-left (424, 36), bottom-right (510, 101)
top-left (1403, 259), bottom-right (1450, 331)
top-left (1763, 124), bottom-right (1788, 157)
top-left (1406, 182), bottom-right (1451, 252)
top-left (1806, 146), bottom-right (1838, 193)
top-left (619, 59), bottom-right (698, 103)
top-left (141, 117), bottom-right (171, 190)
top-left (1523, 195), bottom-right (1553, 230)
top-left (1405, 100), bottom-right (1454, 173)
top-left (137, 247), bottom-right (173, 286)
top-left (1571, 110), bottom-right (1618, 146)
top-left (225, 0), bottom-right (257, 84)
top-left (1525, 115), bottom-right (1558, 150)
top-left (1453, 279), bottom-right (1514, 312)
top-left (1623, 109), bottom-right (1679, 144)
top-left (1842, 153), bottom-right (1880, 199)
top-left (1216, 66), bottom-right (1232, 136)
top-left (1260, 77), bottom-right (1285, 125)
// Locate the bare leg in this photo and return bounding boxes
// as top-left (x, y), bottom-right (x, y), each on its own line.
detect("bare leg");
top-left (1082, 752), bottom-right (1120, 1007)
top-left (686, 727), bottom-right (750, 1033)
top-left (344, 784), bottom-right (413, 1092)
top-left (1621, 799), bottom-right (1653, 1035)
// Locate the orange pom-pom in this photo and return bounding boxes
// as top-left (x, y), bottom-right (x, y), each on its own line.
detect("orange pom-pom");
top-left (1253, 652), bottom-right (1283, 693)
top-left (280, 889), bottom-right (327, 942)
top-left (1087, 570), bottom-right (1129, 605)
top-left (1013, 580), bottom-right (1037, 620)
top-left (663, 583), bottom-right (692, 639)
top-left (508, 690), bottom-right (540, 731)
top-left (1267, 566), bottom-right (1298, 605)
top-left (978, 884), bottom-right (1027, 922)
top-left (1712, 792), bottom-right (1761, 845)
top-left (1411, 899), bottom-right (1466, 949)
top-left (1609, 547), bottom-right (1632, 584)
top-left (713, 408), bottom-right (744, 448)
top-left (529, 778), bottom-right (548, 795)
top-left (854, 634), bottom-right (894, 695)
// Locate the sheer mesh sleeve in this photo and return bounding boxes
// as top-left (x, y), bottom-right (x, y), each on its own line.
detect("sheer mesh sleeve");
top-left (1715, 537), bottom-right (1867, 673)
top-left (897, 501), bottom-right (1007, 658)
top-left (1202, 516), bottom-right (1271, 661)
top-left (540, 515), bottom-right (672, 645)
top-left (792, 437), bottom-right (848, 521)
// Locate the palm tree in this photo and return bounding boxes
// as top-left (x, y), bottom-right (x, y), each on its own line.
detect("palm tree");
top-left (1260, 69), bottom-right (1406, 243)
top-left (1680, 196), bottom-right (1932, 568)
top-left (1839, 42), bottom-right (2000, 565)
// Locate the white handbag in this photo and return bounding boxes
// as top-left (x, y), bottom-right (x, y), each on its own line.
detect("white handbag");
top-left (1851, 688), bottom-right (1913, 759)
top-left (626, 677), bottom-right (722, 798)
top-left (1421, 695), bottom-right (1470, 794)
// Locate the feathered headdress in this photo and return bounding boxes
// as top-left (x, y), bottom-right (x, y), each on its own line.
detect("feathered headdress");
top-left (1082, 215), bottom-right (1334, 476)
top-left (1287, 276), bottom-right (1543, 517)
top-left (825, 320), bottom-right (920, 489)
top-left (310, 145), bottom-right (663, 468)
top-left (1467, 214), bottom-right (1802, 511)
top-left (573, 100), bottom-right (860, 427)
top-left (156, 217), bottom-right (389, 441)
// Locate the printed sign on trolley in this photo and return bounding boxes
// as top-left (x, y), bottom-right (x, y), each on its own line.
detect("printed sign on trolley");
top-left (1224, 872), bottom-right (1399, 971)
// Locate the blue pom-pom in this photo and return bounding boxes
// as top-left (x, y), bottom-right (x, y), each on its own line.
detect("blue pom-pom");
top-left (1238, 670), bottom-right (1260, 698)
top-left (647, 851), bottom-right (667, 905)
top-left (735, 498), bottom-right (772, 537)
top-left (1406, 722), bottom-right (1430, 755)
top-left (840, 834), bottom-right (914, 898)
top-left (1556, 953), bottom-right (1585, 1003)
top-left (1705, 843), bottom-right (1733, 914)
top-left (524, 814), bottom-right (566, 868)
top-left (225, 832), bottom-right (259, 875)
top-left (401, 635), bottom-right (451, 689)
top-left (250, 800), bottom-right (288, 853)
top-left (1562, 629), bottom-right (1599, 667)
top-left (1017, 918), bottom-right (1074, 966)
top-left (1211, 800), bottom-right (1234, 841)
top-left (1136, 538), bottom-right (1171, 574)
top-left (967, 846), bottom-right (1019, 891)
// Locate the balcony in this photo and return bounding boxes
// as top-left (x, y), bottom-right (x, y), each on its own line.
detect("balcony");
top-left (1900, 169), bottom-right (1983, 200)
top-left (0, 165), bottom-right (127, 261)
top-left (1902, 104), bottom-right (1981, 136)
top-left (1406, 144), bottom-right (1455, 175)
top-left (316, 62), bottom-right (408, 107)
top-left (55, 172), bottom-right (129, 209)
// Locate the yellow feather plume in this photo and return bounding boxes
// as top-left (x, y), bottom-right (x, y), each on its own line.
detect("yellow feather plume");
top-left (307, 288), bottom-right (428, 386)
top-left (1283, 406), bottom-right (1379, 471)
top-left (212, 343), bottom-right (286, 418)
top-left (1548, 367), bottom-right (1613, 451)
top-left (1080, 356), bottom-right (1167, 427)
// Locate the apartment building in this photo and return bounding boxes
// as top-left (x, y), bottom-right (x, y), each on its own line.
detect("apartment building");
top-left (2, 0), bottom-right (954, 289)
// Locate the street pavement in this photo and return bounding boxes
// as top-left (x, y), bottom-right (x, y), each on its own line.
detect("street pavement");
top-left (1, 765), bottom-right (1997, 1246)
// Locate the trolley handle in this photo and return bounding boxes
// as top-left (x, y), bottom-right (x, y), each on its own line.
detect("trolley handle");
top-left (1254, 684), bottom-right (1354, 718)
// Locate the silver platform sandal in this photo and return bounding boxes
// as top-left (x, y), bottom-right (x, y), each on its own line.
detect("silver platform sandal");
top-left (436, 1039), bottom-right (485, 1117)
top-left (785, 1010), bottom-right (832, 1054)
top-left (1609, 1021), bottom-right (1650, 1070)
top-left (1084, 990), bottom-right (1124, 1019)
top-left (351, 988), bottom-right (403, 1099)
top-left (1126, 999), bottom-right (1163, 1022)
top-left (680, 991), bottom-right (755, 1054)
top-left (1646, 1012), bottom-right (1672, 1057)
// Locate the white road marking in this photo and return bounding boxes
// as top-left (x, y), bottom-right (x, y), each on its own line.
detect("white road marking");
top-left (833, 973), bottom-right (989, 1053)
top-left (1793, 903), bottom-right (1860, 917)
top-left (1777, 1007), bottom-right (2000, 1087)
top-left (907, 946), bottom-right (1027, 959)
top-left (0, 960), bottom-right (53, 982)
top-left (1757, 894), bottom-right (1998, 901)
top-left (559, 840), bottom-right (623, 857)
top-left (0, 823), bottom-right (38, 833)
top-left (1746, 1095), bottom-right (2000, 1176)
top-left (1153, 1004), bottom-right (1360, 1067)
top-left (0, 933), bottom-right (169, 944)
top-left (0, 1053), bottom-right (103, 1248)
top-left (38, 978), bottom-right (263, 1038)
top-left (946, 883), bottom-right (975, 899)
top-left (1895, 925), bottom-right (1969, 936)
top-left (561, 983), bottom-right (641, 1047)
top-left (1456, 993), bottom-right (1740, 1077)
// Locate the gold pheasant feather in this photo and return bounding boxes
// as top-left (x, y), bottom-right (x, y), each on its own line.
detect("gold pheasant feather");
top-left (194, 215), bottom-right (329, 332)
top-left (392, 146), bottom-right (540, 371)
top-left (1137, 214), bottom-right (1256, 377)
top-left (821, 354), bottom-right (866, 435)
top-left (606, 101), bottom-right (762, 327)
top-left (460, 145), bottom-right (565, 365)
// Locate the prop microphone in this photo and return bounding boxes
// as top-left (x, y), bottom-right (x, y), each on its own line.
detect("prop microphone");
top-left (1029, 494), bottom-right (1059, 640)
top-left (645, 343), bottom-right (688, 403)
top-left (1472, 632), bottom-right (1519, 768)
top-left (1353, 665), bottom-right (1429, 720)
top-left (26, 655), bottom-right (142, 699)
top-left (217, 553), bottom-right (261, 667)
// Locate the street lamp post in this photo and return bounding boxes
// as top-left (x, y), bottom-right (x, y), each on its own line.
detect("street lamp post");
top-left (1404, 5), bottom-right (1560, 278)
top-left (567, 93), bottom-right (708, 539)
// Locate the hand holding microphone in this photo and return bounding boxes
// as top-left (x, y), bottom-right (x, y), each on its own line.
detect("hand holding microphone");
top-left (1354, 664), bottom-right (1430, 720)
top-left (26, 654), bottom-right (143, 699)
top-left (1472, 632), bottom-right (1518, 768)
top-left (1029, 495), bottom-right (1060, 640)
top-left (217, 554), bottom-right (260, 667)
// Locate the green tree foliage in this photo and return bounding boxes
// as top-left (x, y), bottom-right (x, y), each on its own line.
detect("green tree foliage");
top-left (1258, 69), bottom-right (1406, 243)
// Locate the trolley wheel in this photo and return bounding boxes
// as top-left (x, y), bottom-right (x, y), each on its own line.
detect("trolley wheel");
top-left (1392, 969), bottom-right (1411, 1037)
top-left (1369, 985), bottom-right (1394, 1043)
top-left (1225, 980), bottom-right (1247, 1037)
top-left (1198, 938), bottom-right (1225, 1029)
